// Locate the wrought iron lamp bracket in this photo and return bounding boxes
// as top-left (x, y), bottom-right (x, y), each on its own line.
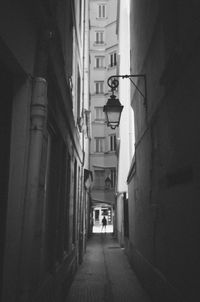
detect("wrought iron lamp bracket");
top-left (107, 74), bottom-right (147, 106)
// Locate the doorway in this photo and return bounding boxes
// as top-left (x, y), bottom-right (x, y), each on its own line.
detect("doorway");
top-left (0, 62), bottom-right (13, 297)
top-left (92, 206), bottom-right (113, 233)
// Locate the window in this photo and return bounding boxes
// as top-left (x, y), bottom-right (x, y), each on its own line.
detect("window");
top-left (110, 168), bottom-right (116, 188)
top-left (95, 107), bottom-right (105, 120)
top-left (79, 0), bottom-right (82, 28)
top-left (94, 170), bottom-right (105, 188)
top-left (77, 70), bottom-right (81, 121)
top-left (64, 152), bottom-right (71, 252)
top-left (98, 4), bottom-right (106, 18)
top-left (95, 31), bottom-right (104, 44)
top-left (110, 134), bottom-right (116, 151)
top-left (85, 110), bottom-right (91, 138)
top-left (109, 52), bottom-right (117, 67)
top-left (95, 81), bottom-right (104, 94)
top-left (95, 209), bottom-right (100, 222)
top-left (95, 137), bottom-right (105, 152)
top-left (72, 160), bottom-right (77, 244)
top-left (95, 56), bottom-right (104, 68)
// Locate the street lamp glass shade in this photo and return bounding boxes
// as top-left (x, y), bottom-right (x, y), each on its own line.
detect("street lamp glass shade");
top-left (103, 95), bottom-right (124, 129)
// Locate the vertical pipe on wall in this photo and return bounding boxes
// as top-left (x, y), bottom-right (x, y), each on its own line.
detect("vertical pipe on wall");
top-left (19, 77), bottom-right (47, 301)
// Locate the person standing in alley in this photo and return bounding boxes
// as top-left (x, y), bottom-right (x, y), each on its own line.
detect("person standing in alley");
top-left (102, 216), bottom-right (107, 232)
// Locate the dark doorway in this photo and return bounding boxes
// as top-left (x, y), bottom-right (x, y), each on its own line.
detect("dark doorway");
top-left (123, 193), bottom-right (129, 238)
top-left (0, 61), bottom-right (13, 297)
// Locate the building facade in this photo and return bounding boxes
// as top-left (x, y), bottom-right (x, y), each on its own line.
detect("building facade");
top-left (127, 1), bottom-right (200, 301)
top-left (0, 0), bottom-right (90, 301)
top-left (89, 0), bottom-right (119, 229)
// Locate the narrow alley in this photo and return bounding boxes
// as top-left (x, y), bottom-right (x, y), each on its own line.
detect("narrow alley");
top-left (66, 232), bottom-right (151, 302)
top-left (1, 0), bottom-right (200, 301)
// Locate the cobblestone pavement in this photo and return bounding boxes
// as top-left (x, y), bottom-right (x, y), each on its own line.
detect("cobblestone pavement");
top-left (65, 233), bottom-right (151, 302)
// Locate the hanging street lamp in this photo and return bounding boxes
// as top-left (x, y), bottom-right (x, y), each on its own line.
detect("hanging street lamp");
top-left (103, 77), bottom-right (123, 130)
top-left (103, 93), bottom-right (123, 130)
top-left (104, 74), bottom-right (147, 129)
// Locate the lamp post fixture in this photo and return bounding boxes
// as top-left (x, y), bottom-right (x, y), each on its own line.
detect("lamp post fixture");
top-left (104, 74), bottom-right (146, 129)
top-left (103, 93), bottom-right (124, 130)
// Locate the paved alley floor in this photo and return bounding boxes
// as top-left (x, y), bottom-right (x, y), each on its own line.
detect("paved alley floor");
top-left (66, 233), bottom-right (151, 302)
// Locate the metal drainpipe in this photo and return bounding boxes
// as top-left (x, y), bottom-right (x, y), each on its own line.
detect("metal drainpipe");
top-left (19, 77), bottom-right (47, 301)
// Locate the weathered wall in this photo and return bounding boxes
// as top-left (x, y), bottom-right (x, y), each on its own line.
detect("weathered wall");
top-left (0, 1), bottom-right (87, 301)
top-left (127, 1), bottom-right (200, 301)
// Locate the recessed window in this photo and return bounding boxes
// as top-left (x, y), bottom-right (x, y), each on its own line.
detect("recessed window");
top-left (98, 4), bottom-right (106, 18)
top-left (79, 0), bottom-right (82, 28)
top-left (95, 56), bottom-right (105, 68)
top-left (110, 168), bottom-right (116, 187)
top-left (95, 107), bottom-right (105, 120)
top-left (85, 110), bottom-right (91, 138)
top-left (109, 52), bottom-right (117, 67)
top-left (95, 31), bottom-right (104, 44)
top-left (94, 170), bottom-right (105, 188)
top-left (95, 81), bottom-right (104, 94)
top-left (109, 134), bottom-right (116, 151)
top-left (95, 137), bottom-right (105, 152)
top-left (77, 70), bottom-right (81, 121)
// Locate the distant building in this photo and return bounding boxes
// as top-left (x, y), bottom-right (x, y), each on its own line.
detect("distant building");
top-left (89, 0), bottom-right (119, 228)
